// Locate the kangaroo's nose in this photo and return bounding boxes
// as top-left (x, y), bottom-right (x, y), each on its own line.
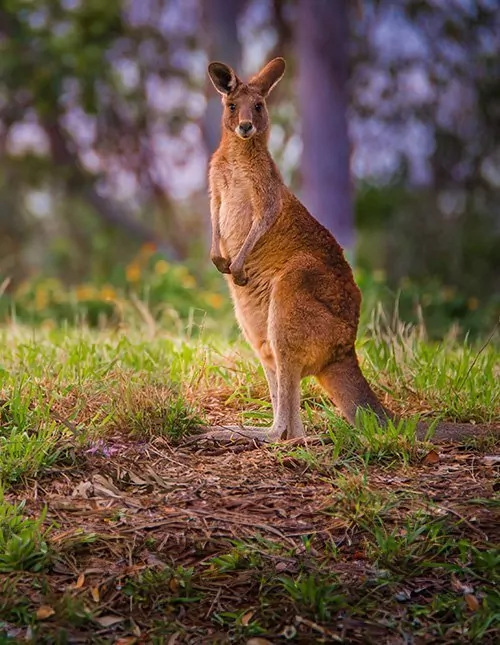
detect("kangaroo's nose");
top-left (239, 121), bottom-right (253, 134)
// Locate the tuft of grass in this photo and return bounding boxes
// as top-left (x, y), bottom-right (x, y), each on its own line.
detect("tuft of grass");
top-left (0, 383), bottom-right (75, 485)
top-left (208, 540), bottom-right (264, 574)
top-left (0, 490), bottom-right (52, 573)
top-left (320, 407), bottom-right (425, 465)
top-left (360, 307), bottom-right (500, 422)
top-left (273, 442), bottom-right (338, 476)
top-left (325, 469), bottom-right (400, 528)
top-left (123, 565), bottom-right (200, 610)
top-left (277, 573), bottom-right (346, 622)
top-left (115, 384), bottom-right (203, 442)
top-left (366, 511), bottom-right (457, 576)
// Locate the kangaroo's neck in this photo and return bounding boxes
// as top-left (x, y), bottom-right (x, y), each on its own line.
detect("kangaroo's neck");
top-left (219, 130), bottom-right (273, 166)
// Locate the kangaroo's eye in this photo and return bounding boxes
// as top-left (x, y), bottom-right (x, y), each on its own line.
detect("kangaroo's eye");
top-left (228, 103), bottom-right (236, 112)
top-left (255, 103), bottom-right (263, 112)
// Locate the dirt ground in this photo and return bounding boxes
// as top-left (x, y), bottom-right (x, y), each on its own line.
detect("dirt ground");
top-left (2, 430), bottom-right (500, 644)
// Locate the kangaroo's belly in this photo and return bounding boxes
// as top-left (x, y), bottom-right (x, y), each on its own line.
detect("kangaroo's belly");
top-left (219, 191), bottom-right (253, 259)
top-left (227, 270), bottom-right (272, 352)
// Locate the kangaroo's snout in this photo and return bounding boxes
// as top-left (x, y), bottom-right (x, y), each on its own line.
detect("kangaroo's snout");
top-left (237, 121), bottom-right (255, 139)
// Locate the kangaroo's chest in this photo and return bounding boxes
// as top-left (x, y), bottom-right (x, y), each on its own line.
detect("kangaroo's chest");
top-left (219, 170), bottom-right (254, 257)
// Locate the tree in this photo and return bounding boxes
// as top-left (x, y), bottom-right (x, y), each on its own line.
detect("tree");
top-left (202, 0), bottom-right (245, 154)
top-left (296, 0), bottom-right (354, 254)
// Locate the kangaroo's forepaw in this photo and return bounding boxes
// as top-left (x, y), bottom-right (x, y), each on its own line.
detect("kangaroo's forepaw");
top-left (230, 265), bottom-right (248, 286)
top-left (211, 255), bottom-right (231, 274)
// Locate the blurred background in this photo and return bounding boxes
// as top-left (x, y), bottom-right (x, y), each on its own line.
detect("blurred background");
top-left (0, 0), bottom-right (499, 338)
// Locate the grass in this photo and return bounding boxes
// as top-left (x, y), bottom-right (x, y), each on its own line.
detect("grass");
top-left (0, 490), bottom-right (52, 573)
top-left (0, 311), bottom-right (498, 643)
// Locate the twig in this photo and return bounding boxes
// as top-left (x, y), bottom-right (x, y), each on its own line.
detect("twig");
top-left (294, 615), bottom-right (343, 641)
top-left (434, 504), bottom-right (489, 542)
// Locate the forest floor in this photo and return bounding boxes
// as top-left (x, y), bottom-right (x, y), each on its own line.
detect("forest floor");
top-left (0, 321), bottom-right (499, 644)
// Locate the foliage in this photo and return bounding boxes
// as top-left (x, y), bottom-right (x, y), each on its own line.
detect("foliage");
top-left (0, 491), bottom-right (51, 573)
top-left (1, 250), bottom-right (497, 339)
top-left (355, 267), bottom-right (500, 340)
top-left (0, 245), bottom-right (232, 332)
top-left (0, 0), bottom-right (499, 309)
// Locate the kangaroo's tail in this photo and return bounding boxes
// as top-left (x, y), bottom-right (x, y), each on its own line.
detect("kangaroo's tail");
top-left (316, 351), bottom-right (499, 442)
top-left (317, 351), bottom-right (394, 427)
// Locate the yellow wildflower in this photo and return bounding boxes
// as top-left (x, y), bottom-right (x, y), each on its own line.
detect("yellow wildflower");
top-left (35, 288), bottom-right (49, 311)
top-left (140, 242), bottom-right (157, 256)
top-left (205, 293), bottom-right (224, 309)
top-left (155, 260), bottom-right (170, 275)
top-left (75, 285), bottom-right (95, 301)
top-left (441, 287), bottom-right (456, 302)
top-left (126, 263), bottom-right (141, 283)
top-left (467, 297), bottom-right (479, 311)
top-left (15, 280), bottom-right (30, 297)
top-left (100, 285), bottom-right (116, 301)
top-left (41, 319), bottom-right (55, 330)
top-left (181, 274), bottom-right (196, 289)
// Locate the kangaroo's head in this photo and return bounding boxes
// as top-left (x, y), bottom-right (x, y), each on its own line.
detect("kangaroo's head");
top-left (208, 57), bottom-right (286, 141)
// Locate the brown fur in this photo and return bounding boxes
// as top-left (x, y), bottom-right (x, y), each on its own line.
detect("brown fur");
top-left (207, 57), bottom-right (498, 443)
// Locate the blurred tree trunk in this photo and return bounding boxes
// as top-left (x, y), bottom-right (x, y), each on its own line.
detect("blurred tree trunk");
top-left (296, 0), bottom-right (354, 255)
top-left (42, 118), bottom-right (180, 260)
top-left (202, 0), bottom-right (245, 154)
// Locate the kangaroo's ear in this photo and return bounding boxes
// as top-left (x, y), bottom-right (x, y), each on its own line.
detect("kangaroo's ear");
top-left (249, 57), bottom-right (286, 97)
top-left (208, 62), bottom-right (241, 95)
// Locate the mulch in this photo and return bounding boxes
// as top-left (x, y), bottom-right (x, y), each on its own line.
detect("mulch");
top-left (2, 435), bottom-right (500, 644)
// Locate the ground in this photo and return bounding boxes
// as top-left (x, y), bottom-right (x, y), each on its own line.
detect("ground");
top-left (0, 319), bottom-right (499, 644)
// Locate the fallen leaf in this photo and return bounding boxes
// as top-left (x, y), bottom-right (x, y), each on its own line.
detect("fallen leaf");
top-left (115, 639), bottom-right (137, 645)
top-left (75, 573), bottom-right (85, 589)
top-left (451, 574), bottom-right (473, 595)
top-left (131, 622), bottom-right (142, 637)
top-left (90, 587), bottom-right (100, 602)
top-left (169, 577), bottom-right (179, 593)
top-left (36, 606), bottom-right (55, 620)
top-left (167, 633), bottom-right (181, 645)
top-left (241, 610), bottom-right (254, 626)
top-left (146, 552), bottom-right (166, 567)
top-left (94, 615), bottom-right (124, 628)
top-left (465, 594), bottom-right (480, 611)
top-left (92, 474), bottom-right (122, 498)
top-left (275, 561), bottom-right (288, 572)
top-left (482, 455), bottom-right (500, 466)
top-left (246, 640), bottom-right (274, 645)
top-left (125, 470), bottom-right (148, 485)
top-left (72, 481), bottom-right (93, 498)
top-left (423, 450), bottom-right (440, 465)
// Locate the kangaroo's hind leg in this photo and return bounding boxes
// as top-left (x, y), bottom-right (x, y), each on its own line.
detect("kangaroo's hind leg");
top-left (267, 362), bottom-right (304, 440)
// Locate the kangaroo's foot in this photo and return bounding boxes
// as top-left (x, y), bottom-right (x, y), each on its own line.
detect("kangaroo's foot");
top-left (267, 418), bottom-right (306, 441)
top-left (186, 422), bottom-right (308, 445)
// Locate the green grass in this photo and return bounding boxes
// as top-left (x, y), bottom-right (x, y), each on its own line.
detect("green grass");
top-left (360, 307), bottom-right (499, 422)
top-left (0, 312), bottom-right (498, 643)
top-left (0, 490), bottom-right (52, 573)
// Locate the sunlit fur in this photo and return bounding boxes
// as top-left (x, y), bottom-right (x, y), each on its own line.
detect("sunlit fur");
top-left (206, 57), bottom-right (494, 444)
top-left (223, 88), bottom-right (267, 140)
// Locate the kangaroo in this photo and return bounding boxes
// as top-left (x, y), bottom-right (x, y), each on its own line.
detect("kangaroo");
top-left (207, 57), bottom-right (498, 444)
